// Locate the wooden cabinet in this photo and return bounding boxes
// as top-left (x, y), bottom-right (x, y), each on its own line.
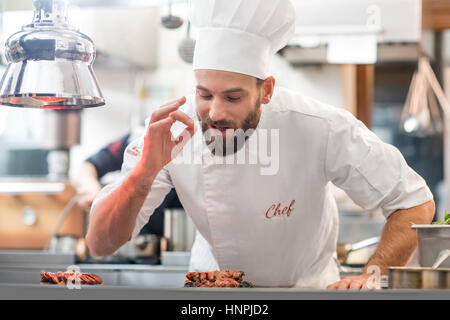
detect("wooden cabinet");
top-left (0, 184), bottom-right (84, 249)
top-left (423, 0), bottom-right (450, 31)
top-left (342, 64), bottom-right (375, 129)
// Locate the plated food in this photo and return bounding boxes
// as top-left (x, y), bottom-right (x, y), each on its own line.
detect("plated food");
top-left (184, 270), bottom-right (255, 288)
top-left (40, 270), bottom-right (104, 285)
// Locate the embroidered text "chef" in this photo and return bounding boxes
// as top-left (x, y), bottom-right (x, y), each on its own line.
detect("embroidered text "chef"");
top-left (265, 200), bottom-right (295, 219)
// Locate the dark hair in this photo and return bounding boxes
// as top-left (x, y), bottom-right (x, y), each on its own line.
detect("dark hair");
top-left (256, 78), bottom-right (265, 87)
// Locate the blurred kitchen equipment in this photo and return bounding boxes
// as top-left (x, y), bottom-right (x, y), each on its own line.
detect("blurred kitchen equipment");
top-left (44, 194), bottom-right (88, 262)
top-left (178, 21), bottom-right (195, 64)
top-left (43, 109), bottom-right (81, 178)
top-left (161, 1), bottom-right (183, 29)
top-left (432, 249), bottom-right (450, 269)
top-left (0, 0), bottom-right (105, 109)
top-left (336, 236), bottom-right (380, 265)
top-left (388, 267), bottom-right (450, 289)
top-left (411, 224), bottom-right (450, 268)
top-left (44, 195), bottom-right (79, 250)
top-left (0, 1), bottom-right (3, 65)
top-left (117, 234), bottom-right (161, 264)
top-left (400, 55), bottom-right (447, 137)
top-left (164, 209), bottom-right (196, 252)
top-left (389, 252), bottom-right (450, 289)
top-left (285, 0), bottom-right (421, 65)
top-left (161, 251), bottom-right (190, 266)
top-left (47, 234), bottom-right (87, 261)
top-left (400, 54), bottom-right (450, 214)
top-left (22, 206), bottom-right (38, 226)
top-left (0, 180), bottom-right (84, 250)
top-left (43, 110), bottom-right (81, 150)
top-left (89, 234), bottom-right (161, 264)
top-left (0, 250), bottom-right (75, 267)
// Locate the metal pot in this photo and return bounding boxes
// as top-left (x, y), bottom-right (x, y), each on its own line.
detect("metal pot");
top-left (47, 235), bottom-right (88, 262)
top-left (117, 234), bottom-right (161, 264)
top-left (388, 267), bottom-right (450, 289)
top-left (411, 224), bottom-right (450, 268)
top-left (388, 241), bottom-right (450, 289)
top-left (163, 209), bottom-right (196, 252)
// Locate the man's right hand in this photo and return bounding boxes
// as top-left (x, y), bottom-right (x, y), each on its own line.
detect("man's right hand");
top-left (87, 97), bottom-right (196, 256)
top-left (139, 96), bottom-right (197, 176)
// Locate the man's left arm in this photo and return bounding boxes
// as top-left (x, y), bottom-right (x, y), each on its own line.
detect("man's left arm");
top-left (324, 109), bottom-right (435, 290)
top-left (327, 199), bottom-right (435, 290)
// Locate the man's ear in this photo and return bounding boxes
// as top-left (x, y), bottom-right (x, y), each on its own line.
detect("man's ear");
top-left (261, 76), bottom-right (275, 104)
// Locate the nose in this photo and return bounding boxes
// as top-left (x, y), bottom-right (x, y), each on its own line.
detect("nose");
top-left (208, 100), bottom-right (227, 122)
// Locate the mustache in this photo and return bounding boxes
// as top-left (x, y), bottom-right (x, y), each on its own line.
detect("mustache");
top-left (203, 117), bottom-right (237, 129)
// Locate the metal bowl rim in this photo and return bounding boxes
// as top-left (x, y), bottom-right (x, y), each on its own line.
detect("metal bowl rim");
top-left (411, 224), bottom-right (450, 229)
top-left (388, 266), bottom-right (450, 272)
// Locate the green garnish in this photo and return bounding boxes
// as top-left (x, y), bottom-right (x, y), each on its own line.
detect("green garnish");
top-left (241, 281), bottom-right (256, 288)
top-left (431, 212), bottom-right (450, 225)
top-left (184, 281), bottom-right (194, 287)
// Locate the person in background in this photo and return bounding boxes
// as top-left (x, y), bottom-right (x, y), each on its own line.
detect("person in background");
top-left (70, 133), bottom-right (182, 236)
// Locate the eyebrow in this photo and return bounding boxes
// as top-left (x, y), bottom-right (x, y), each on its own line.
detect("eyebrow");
top-left (196, 85), bottom-right (245, 94)
top-left (223, 88), bottom-right (245, 94)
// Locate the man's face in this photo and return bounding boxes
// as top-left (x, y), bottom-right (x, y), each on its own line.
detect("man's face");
top-left (195, 70), bottom-right (265, 155)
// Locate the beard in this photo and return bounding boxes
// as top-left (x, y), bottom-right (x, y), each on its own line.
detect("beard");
top-left (198, 97), bottom-right (262, 156)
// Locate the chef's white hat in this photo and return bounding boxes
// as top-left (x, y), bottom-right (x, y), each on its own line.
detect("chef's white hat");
top-left (190, 0), bottom-right (296, 80)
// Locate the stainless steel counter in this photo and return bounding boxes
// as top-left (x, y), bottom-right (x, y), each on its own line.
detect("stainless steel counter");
top-left (1, 283), bottom-right (449, 300)
top-left (0, 263), bottom-right (189, 288)
top-left (0, 262), bottom-right (448, 300)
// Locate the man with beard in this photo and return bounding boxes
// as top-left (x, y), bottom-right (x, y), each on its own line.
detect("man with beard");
top-left (87, 0), bottom-right (435, 289)
top-left (198, 77), bottom-right (263, 157)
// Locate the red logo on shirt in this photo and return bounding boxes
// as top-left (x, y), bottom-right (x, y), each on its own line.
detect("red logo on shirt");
top-left (265, 200), bottom-right (295, 219)
top-left (127, 146), bottom-right (141, 157)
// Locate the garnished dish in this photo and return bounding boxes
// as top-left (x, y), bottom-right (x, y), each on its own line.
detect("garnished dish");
top-left (432, 213), bottom-right (450, 225)
top-left (40, 270), bottom-right (104, 285)
top-left (184, 270), bottom-right (255, 288)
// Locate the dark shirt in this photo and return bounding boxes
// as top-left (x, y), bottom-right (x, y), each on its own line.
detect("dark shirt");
top-left (86, 134), bottom-right (182, 236)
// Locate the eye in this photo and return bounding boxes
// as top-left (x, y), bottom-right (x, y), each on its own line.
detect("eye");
top-left (197, 90), bottom-right (212, 99)
top-left (227, 96), bottom-right (241, 102)
top-left (198, 93), bottom-right (212, 100)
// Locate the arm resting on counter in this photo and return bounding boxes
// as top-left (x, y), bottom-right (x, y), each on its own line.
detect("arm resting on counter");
top-left (86, 161), bottom-right (157, 256)
top-left (363, 199), bottom-right (435, 274)
top-left (327, 199), bottom-right (435, 290)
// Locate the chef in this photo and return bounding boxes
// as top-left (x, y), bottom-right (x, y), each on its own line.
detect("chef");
top-left (86, 0), bottom-right (435, 289)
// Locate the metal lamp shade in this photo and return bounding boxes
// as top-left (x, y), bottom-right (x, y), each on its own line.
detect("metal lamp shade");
top-left (0, 0), bottom-right (105, 109)
top-left (0, 60), bottom-right (104, 109)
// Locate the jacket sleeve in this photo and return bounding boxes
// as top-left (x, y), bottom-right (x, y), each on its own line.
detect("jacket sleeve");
top-left (90, 134), bottom-right (173, 239)
top-left (85, 133), bottom-right (131, 179)
top-left (324, 108), bottom-right (433, 218)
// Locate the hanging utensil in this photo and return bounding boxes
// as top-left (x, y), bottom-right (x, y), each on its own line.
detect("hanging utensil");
top-left (400, 54), bottom-right (449, 137)
top-left (161, 1), bottom-right (184, 29)
top-left (178, 21), bottom-right (196, 64)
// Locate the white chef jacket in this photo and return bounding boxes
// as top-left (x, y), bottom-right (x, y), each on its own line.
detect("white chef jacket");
top-left (91, 86), bottom-right (433, 288)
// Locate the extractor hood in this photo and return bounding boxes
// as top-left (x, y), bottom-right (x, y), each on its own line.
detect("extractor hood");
top-left (284, 0), bottom-right (422, 64)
